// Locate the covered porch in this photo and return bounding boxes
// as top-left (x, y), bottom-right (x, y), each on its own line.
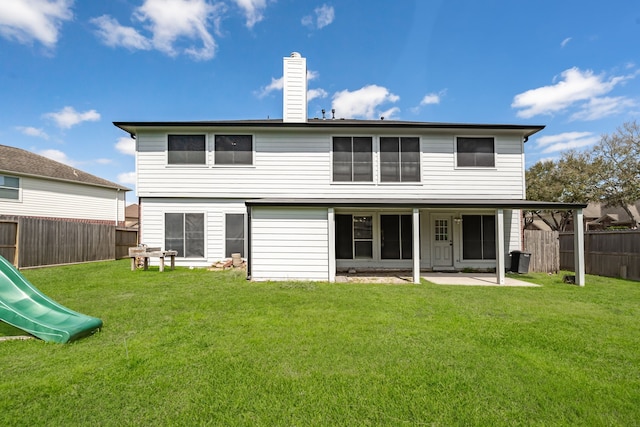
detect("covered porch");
top-left (246, 199), bottom-right (587, 286)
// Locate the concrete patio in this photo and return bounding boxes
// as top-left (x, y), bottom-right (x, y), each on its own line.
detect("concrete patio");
top-left (423, 272), bottom-right (540, 287)
top-left (336, 271), bottom-right (540, 286)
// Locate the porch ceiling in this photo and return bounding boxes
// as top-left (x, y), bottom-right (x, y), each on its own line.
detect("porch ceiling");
top-left (245, 198), bottom-right (587, 210)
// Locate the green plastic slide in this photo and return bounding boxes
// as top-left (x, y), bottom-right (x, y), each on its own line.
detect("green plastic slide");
top-left (0, 255), bottom-right (102, 343)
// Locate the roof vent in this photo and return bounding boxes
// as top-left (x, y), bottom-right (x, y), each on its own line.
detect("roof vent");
top-left (290, 52), bottom-right (301, 58)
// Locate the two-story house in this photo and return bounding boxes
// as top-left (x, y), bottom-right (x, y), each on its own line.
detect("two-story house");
top-left (116, 53), bottom-right (586, 285)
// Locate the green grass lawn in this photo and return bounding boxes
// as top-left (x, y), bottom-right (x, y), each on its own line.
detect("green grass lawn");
top-left (1, 260), bottom-right (639, 426)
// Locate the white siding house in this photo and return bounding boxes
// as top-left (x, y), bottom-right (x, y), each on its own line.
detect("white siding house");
top-left (0, 144), bottom-right (129, 224)
top-left (115, 53), bottom-right (586, 285)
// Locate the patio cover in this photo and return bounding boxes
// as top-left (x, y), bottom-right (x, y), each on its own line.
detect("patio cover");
top-left (245, 199), bottom-right (588, 286)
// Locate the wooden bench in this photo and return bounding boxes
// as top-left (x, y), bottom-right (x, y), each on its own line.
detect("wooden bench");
top-left (129, 247), bottom-right (178, 272)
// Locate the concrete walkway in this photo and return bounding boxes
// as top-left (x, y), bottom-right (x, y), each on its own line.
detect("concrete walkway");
top-left (423, 272), bottom-right (540, 287)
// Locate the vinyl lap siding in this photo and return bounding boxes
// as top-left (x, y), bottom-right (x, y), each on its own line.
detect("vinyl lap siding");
top-left (136, 131), bottom-right (526, 200)
top-left (140, 198), bottom-right (246, 267)
top-left (250, 207), bottom-right (329, 281)
top-left (4, 175), bottom-right (122, 222)
top-left (422, 134), bottom-right (525, 198)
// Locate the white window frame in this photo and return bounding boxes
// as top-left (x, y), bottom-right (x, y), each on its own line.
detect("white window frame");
top-left (224, 212), bottom-right (246, 258)
top-left (166, 134), bottom-right (208, 167)
top-left (213, 134), bottom-right (255, 167)
top-left (0, 175), bottom-right (21, 202)
top-left (164, 212), bottom-right (207, 259)
top-left (378, 136), bottom-right (422, 183)
top-left (455, 136), bottom-right (496, 169)
top-left (331, 136), bottom-right (374, 184)
top-left (335, 213), bottom-right (376, 260)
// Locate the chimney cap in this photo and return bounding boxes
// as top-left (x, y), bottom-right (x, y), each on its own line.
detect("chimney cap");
top-left (290, 52), bottom-right (301, 58)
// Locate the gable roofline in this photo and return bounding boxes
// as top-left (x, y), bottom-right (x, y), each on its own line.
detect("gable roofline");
top-left (114, 119), bottom-right (545, 139)
top-left (0, 144), bottom-right (130, 191)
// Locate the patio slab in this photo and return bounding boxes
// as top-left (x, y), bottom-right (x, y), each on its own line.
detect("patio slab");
top-left (335, 271), bottom-right (540, 286)
top-left (423, 272), bottom-right (540, 287)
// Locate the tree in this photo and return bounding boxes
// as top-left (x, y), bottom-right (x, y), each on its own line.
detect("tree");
top-left (526, 151), bottom-right (596, 231)
top-left (526, 120), bottom-right (640, 231)
top-left (590, 120), bottom-right (640, 227)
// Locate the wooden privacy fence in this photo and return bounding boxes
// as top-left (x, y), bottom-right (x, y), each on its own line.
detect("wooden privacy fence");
top-left (560, 230), bottom-right (640, 281)
top-left (0, 216), bottom-right (137, 268)
top-left (523, 230), bottom-right (560, 273)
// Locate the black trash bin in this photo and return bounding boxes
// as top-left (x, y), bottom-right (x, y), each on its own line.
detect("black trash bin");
top-left (510, 250), bottom-right (531, 273)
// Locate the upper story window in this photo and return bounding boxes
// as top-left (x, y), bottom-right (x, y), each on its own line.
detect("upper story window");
top-left (0, 175), bottom-right (19, 200)
top-left (456, 137), bottom-right (495, 167)
top-left (380, 137), bottom-right (420, 182)
top-left (215, 135), bottom-right (253, 165)
top-left (332, 136), bottom-right (373, 182)
top-left (168, 134), bottom-right (206, 165)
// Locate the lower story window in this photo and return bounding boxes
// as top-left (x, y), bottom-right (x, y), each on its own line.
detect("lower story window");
top-left (0, 175), bottom-right (19, 200)
top-left (462, 215), bottom-right (495, 260)
top-left (380, 214), bottom-right (413, 259)
top-left (165, 213), bottom-right (205, 258)
top-left (225, 214), bottom-right (245, 257)
top-left (336, 214), bottom-right (373, 259)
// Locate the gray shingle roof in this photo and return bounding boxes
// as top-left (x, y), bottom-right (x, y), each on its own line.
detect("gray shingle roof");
top-left (0, 144), bottom-right (130, 191)
top-left (114, 119), bottom-right (545, 139)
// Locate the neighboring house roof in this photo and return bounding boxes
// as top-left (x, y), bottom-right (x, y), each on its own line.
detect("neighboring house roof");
top-left (0, 144), bottom-right (129, 191)
top-left (584, 202), bottom-right (640, 221)
top-left (125, 204), bottom-right (139, 219)
top-left (114, 119), bottom-right (545, 139)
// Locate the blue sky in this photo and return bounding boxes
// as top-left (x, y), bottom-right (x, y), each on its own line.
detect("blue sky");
top-left (1, 0), bottom-right (638, 201)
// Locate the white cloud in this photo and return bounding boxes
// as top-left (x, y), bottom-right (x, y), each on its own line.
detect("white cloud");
top-left (16, 126), bottom-right (49, 139)
top-left (332, 85), bottom-right (400, 119)
top-left (232, 0), bottom-right (267, 28)
top-left (38, 148), bottom-right (76, 166)
top-left (44, 106), bottom-right (100, 129)
top-left (257, 76), bottom-right (283, 98)
top-left (302, 4), bottom-right (335, 29)
top-left (92, 0), bottom-right (222, 60)
top-left (118, 171), bottom-right (137, 185)
top-left (535, 131), bottom-right (600, 154)
top-left (308, 88), bottom-right (328, 102)
top-left (0, 0), bottom-right (73, 48)
top-left (420, 92), bottom-right (442, 105)
top-left (512, 67), bottom-right (637, 120)
top-left (570, 96), bottom-right (636, 121)
top-left (90, 15), bottom-right (151, 51)
top-left (560, 37), bottom-right (572, 48)
top-left (96, 158), bottom-right (112, 165)
top-left (115, 137), bottom-right (136, 156)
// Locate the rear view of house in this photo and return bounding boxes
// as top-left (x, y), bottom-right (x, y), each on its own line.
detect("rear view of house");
top-left (116, 52), bottom-right (586, 285)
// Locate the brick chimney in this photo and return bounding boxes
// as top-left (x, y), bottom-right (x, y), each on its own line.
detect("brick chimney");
top-left (283, 52), bottom-right (307, 123)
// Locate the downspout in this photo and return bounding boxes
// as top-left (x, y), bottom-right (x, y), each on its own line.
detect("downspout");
top-left (246, 205), bottom-right (252, 280)
top-left (115, 188), bottom-right (120, 226)
top-left (138, 197), bottom-right (142, 245)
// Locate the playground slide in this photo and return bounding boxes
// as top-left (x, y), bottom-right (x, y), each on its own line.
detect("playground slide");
top-left (0, 255), bottom-right (102, 343)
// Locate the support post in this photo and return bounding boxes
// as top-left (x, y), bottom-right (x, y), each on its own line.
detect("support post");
top-left (413, 208), bottom-right (421, 284)
top-left (574, 209), bottom-right (585, 286)
top-left (328, 208), bottom-right (336, 283)
top-left (496, 209), bottom-right (505, 285)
